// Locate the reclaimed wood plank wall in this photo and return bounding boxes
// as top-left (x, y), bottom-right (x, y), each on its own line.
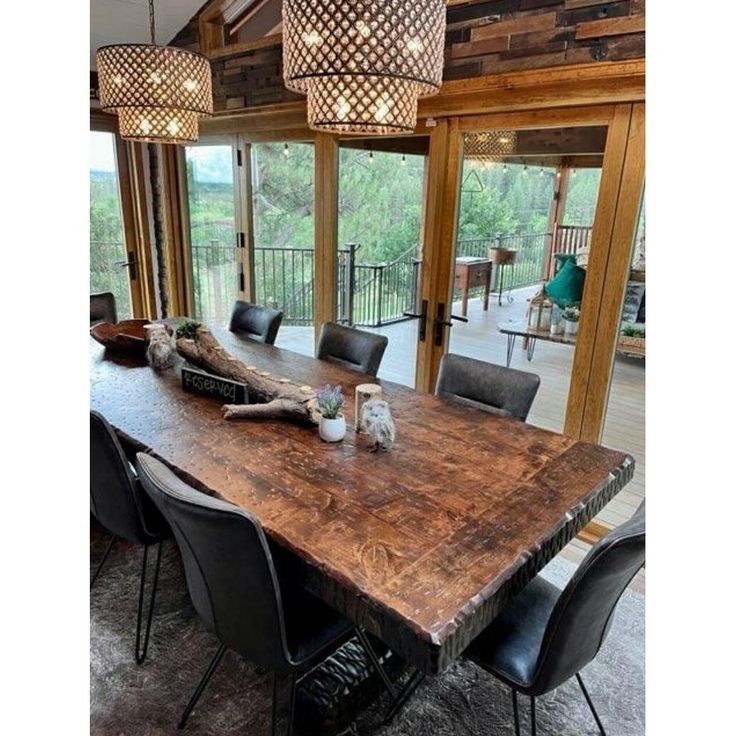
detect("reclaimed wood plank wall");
top-left (170, 0), bottom-right (645, 114)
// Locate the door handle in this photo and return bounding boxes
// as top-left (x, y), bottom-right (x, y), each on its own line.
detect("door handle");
top-left (116, 251), bottom-right (138, 280)
top-left (403, 299), bottom-right (428, 342)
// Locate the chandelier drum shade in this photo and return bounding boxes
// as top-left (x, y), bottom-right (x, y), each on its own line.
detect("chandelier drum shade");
top-left (96, 1), bottom-right (213, 144)
top-left (283, 0), bottom-right (446, 135)
top-left (464, 131), bottom-right (518, 164)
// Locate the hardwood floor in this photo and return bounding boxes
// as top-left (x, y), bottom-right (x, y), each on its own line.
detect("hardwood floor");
top-left (276, 284), bottom-right (645, 531)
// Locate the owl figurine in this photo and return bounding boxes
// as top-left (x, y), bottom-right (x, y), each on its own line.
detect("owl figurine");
top-left (360, 398), bottom-right (395, 451)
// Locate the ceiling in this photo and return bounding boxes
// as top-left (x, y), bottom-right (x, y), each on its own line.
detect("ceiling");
top-left (90, 0), bottom-right (205, 69)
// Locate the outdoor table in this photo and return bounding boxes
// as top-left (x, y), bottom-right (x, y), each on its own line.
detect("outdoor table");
top-left (90, 327), bottom-right (633, 676)
top-left (499, 321), bottom-right (646, 368)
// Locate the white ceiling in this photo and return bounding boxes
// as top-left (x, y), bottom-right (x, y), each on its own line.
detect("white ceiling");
top-left (91, 0), bottom-right (205, 69)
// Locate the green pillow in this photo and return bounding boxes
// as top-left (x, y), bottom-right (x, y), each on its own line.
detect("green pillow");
top-left (545, 260), bottom-right (586, 307)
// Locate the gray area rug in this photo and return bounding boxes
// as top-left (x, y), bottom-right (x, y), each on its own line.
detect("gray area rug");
top-left (91, 525), bottom-right (644, 736)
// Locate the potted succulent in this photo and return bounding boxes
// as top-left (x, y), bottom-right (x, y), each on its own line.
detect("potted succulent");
top-left (562, 305), bottom-right (581, 336)
top-left (316, 384), bottom-right (346, 442)
top-left (619, 323), bottom-right (646, 350)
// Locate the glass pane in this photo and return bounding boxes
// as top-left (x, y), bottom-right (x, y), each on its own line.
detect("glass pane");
top-left (251, 142), bottom-right (315, 355)
top-left (600, 193), bottom-right (645, 528)
top-left (89, 131), bottom-right (132, 319)
top-left (185, 144), bottom-right (238, 328)
top-left (337, 146), bottom-right (426, 386)
top-left (449, 126), bottom-right (608, 432)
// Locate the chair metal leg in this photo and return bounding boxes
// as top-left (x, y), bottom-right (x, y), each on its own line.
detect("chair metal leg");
top-left (355, 627), bottom-right (398, 701)
top-left (178, 643), bottom-right (227, 729)
top-left (382, 670), bottom-right (426, 725)
top-left (90, 535), bottom-right (116, 589)
top-left (512, 689), bottom-right (521, 736)
top-left (530, 695), bottom-right (537, 736)
top-left (576, 673), bottom-right (607, 736)
top-left (271, 672), bottom-right (296, 736)
top-left (135, 543), bottom-right (163, 665)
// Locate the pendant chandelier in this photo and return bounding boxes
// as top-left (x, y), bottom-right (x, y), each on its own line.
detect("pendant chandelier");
top-left (282, 1), bottom-right (446, 135)
top-left (464, 131), bottom-right (518, 165)
top-left (96, 0), bottom-right (213, 144)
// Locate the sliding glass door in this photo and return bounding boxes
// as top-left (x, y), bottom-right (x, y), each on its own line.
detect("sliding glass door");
top-left (250, 141), bottom-right (315, 355)
top-left (184, 140), bottom-right (243, 327)
top-left (89, 131), bottom-right (133, 319)
top-left (447, 124), bottom-right (607, 433)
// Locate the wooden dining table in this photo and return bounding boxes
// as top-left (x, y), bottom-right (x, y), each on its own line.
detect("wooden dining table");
top-left (90, 327), bottom-right (633, 676)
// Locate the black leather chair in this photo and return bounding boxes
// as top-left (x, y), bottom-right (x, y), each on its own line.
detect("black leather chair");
top-left (316, 322), bottom-right (388, 376)
top-left (436, 353), bottom-right (540, 421)
top-left (465, 502), bottom-right (645, 736)
top-left (136, 453), bottom-right (373, 733)
top-left (90, 411), bottom-right (170, 664)
top-left (229, 300), bottom-right (284, 345)
top-left (90, 292), bottom-right (117, 325)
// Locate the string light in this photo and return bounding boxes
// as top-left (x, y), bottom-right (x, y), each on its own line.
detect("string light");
top-left (522, 164), bottom-right (529, 176)
top-left (401, 155), bottom-right (407, 166)
top-left (503, 164), bottom-right (509, 174)
top-left (283, 143), bottom-right (290, 156)
top-left (368, 150), bottom-right (374, 164)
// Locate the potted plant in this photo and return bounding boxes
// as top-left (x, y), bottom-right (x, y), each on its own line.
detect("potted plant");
top-left (562, 306), bottom-right (580, 336)
top-left (619, 323), bottom-right (646, 350)
top-left (316, 384), bottom-right (346, 442)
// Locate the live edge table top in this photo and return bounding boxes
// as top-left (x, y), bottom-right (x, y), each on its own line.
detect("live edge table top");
top-left (90, 329), bottom-right (633, 674)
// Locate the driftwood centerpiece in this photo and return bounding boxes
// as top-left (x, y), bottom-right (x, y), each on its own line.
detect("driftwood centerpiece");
top-left (175, 321), bottom-right (320, 424)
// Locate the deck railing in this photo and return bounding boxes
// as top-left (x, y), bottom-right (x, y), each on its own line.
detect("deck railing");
top-left (185, 229), bottom-right (558, 328)
top-left (89, 239), bottom-right (133, 319)
top-left (455, 232), bottom-right (550, 293)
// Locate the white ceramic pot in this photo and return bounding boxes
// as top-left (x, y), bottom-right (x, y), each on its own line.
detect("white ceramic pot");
top-left (319, 415), bottom-right (346, 442)
top-left (564, 320), bottom-right (579, 336)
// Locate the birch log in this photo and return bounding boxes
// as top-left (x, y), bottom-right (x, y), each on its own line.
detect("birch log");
top-left (175, 325), bottom-right (320, 424)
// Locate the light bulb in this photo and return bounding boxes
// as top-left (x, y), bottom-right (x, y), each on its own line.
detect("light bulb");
top-left (368, 151), bottom-right (374, 164)
top-left (183, 79), bottom-right (198, 93)
top-left (571, 168), bottom-right (577, 177)
top-left (336, 97), bottom-right (351, 121)
top-left (283, 143), bottom-right (290, 156)
top-left (406, 37), bottom-right (422, 55)
top-left (401, 155), bottom-right (407, 166)
top-left (539, 168), bottom-right (545, 176)
top-left (167, 118), bottom-right (181, 135)
top-left (503, 164), bottom-right (509, 174)
top-left (139, 118), bottom-right (152, 135)
top-left (523, 165), bottom-right (529, 175)
top-left (303, 29), bottom-right (323, 47)
top-left (374, 98), bottom-right (391, 123)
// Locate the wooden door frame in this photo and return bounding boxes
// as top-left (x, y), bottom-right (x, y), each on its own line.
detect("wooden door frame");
top-left (416, 103), bottom-right (644, 452)
top-left (90, 114), bottom-right (157, 319)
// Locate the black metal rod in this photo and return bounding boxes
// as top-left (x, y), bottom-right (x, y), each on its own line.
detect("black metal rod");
top-left (91, 535), bottom-right (116, 589)
top-left (512, 689), bottom-right (521, 736)
top-left (179, 643), bottom-right (227, 729)
top-left (531, 695), bottom-right (537, 736)
top-left (355, 628), bottom-right (398, 701)
top-left (135, 542), bottom-right (163, 665)
top-left (576, 673), bottom-right (607, 736)
top-left (383, 670), bottom-right (426, 725)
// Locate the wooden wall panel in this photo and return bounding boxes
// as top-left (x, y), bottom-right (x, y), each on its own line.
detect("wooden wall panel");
top-left (173, 1), bottom-right (645, 116)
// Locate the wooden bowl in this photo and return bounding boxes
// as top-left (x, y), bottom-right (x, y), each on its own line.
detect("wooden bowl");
top-left (90, 319), bottom-right (151, 354)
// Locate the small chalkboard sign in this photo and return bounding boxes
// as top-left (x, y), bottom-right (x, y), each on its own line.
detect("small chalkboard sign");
top-left (181, 367), bottom-right (248, 405)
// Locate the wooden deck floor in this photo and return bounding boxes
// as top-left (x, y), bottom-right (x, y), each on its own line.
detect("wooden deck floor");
top-left (276, 285), bottom-right (644, 530)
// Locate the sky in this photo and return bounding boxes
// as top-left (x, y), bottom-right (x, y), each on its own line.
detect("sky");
top-left (90, 131), bottom-right (116, 173)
